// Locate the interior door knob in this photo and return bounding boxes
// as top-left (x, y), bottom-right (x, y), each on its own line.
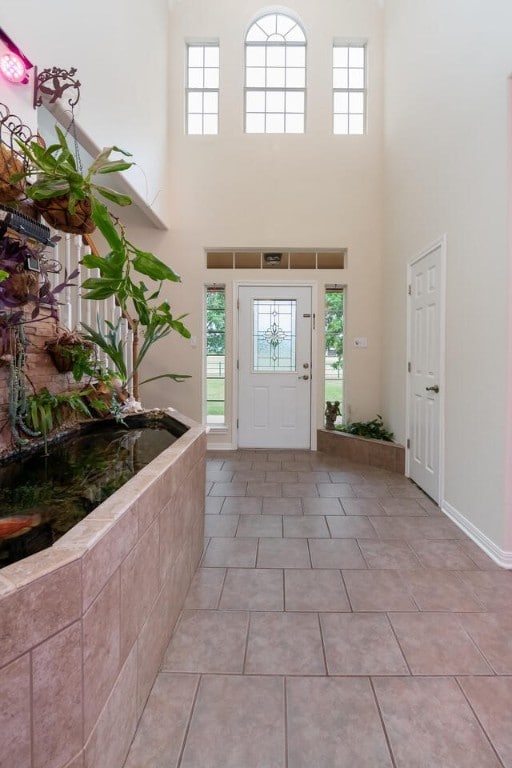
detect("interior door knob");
top-left (425, 385), bottom-right (439, 393)
top-left (298, 374), bottom-right (309, 380)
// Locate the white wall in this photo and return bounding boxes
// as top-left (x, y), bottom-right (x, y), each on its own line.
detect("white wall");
top-left (383, 0), bottom-right (512, 555)
top-left (140, 0), bottom-right (386, 445)
top-left (1, 0), bottom-right (170, 221)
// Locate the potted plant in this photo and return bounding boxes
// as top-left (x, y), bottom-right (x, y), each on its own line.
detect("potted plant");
top-left (45, 326), bottom-right (96, 378)
top-left (336, 414), bottom-right (394, 441)
top-left (11, 126), bottom-right (132, 234)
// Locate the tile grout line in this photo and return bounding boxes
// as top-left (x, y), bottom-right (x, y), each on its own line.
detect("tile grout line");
top-left (452, 615), bottom-right (498, 675)
top-left (451, 569), bottom-right (488, 610)
top-left (317, 612), bottom-right (329, 676)
top-left (283, 675), bottom-right (289, 768)
top-left (306, 537), bottom-right (313, 569)
top-left (394, 567), bottom-right (421, 611)
top-left (339, 568), bottom-right (354, 612)
top-left (175, 673), bottom-right (202, 768)
top-left (385, 612), bottom-right (413, 676)
top-left (369, 676), bottom-right (399, 768)
top-left (241, 611), bottom-right (252, 674)
top-left (216, 567), bottom-right (229, 610)
top-left (454, 677), bottom-right (507, 768)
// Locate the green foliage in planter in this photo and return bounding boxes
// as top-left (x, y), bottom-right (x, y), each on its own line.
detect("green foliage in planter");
top-left (45, 328), bottom-right (97, 381)
top-left (59, 342), bottom-right (96, 381)
top-left (25, 387), bottom-right (97, 453)
top-left (336, 414), bottom-right (394, 442)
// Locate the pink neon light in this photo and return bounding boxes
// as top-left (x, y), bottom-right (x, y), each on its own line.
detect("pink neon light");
top-left (0, 52), bottom-right (27, 84)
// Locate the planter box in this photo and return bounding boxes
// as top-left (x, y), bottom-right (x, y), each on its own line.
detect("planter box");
top-left (317, 428), bottom-right (405, 474)
top-left (0, 409), bottom-right (206, 768)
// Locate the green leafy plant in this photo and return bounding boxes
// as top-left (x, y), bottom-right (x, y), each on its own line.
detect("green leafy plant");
top-left (12, 125), bottom-right (191, 403)
top-left (80, 316), bottom-right (127, 384)
top-left (336, 414), bottom-right (394, 442)
top-left (81, 313), bottom-right (189, 391)
top-left (79, 208), bottom-right (191, 398)
top-left (13, 125), bottom-right (132, 227)
top-left (45, 327), bottom-right (97, 381)
top-left (25, 387), bottom-right (95, 453)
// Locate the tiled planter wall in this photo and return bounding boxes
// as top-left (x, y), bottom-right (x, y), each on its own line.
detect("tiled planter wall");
top-left (317, 428), bottom-right (405, 474)
top-left (0, 411), bottom-right (206, 768)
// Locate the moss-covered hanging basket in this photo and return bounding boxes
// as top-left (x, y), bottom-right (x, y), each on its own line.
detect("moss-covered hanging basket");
top-left (35, 194), bottom-right (96, 235)
top-left (0, 143), bottom-right (26, 205)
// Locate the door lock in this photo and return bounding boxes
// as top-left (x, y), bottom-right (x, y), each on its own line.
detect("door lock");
top-left (303, 363), bottom-right (309, 369)
top-left (425, 385), bottom-right (439, 393)
top-left (298, 374), bottom-right (310, 380)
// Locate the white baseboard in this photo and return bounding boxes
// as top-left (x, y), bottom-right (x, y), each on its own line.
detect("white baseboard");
top-left (207, 442), bottom-right (237, 451)
top-left (442, 500), bottom-right (512, 569)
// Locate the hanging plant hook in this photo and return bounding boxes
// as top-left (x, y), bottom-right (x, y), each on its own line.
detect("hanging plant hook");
top-left (33, 66), bottom-right (81, 109)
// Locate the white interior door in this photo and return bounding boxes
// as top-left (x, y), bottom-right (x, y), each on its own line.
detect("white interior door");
top-left (238, 285), bottom-right (312, 449)
top-left (407, 242), bottom-right (445, 502)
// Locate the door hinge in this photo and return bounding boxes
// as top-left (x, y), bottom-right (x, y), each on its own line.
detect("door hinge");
top-left (407, 438), bottom-right (410, 449)
top-left (408, 284), bottom-right (412, 296)
top-left (408, 362), bottom-right (411, 373)
top-left (237, 298), bottom-right (240, 310)
top-left (313, 313), bottom-right (316, 330)
top-left (237, 359), bottom-right (239, 370)
top-left (237, 418), bottom-right (239, 429)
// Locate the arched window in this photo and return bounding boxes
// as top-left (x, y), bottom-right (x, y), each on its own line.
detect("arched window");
top-left (245, 12), bottom-right (306, 133)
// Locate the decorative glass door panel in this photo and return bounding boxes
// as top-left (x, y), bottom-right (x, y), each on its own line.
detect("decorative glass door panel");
top-left (253, 299), bottom-right (296, 372)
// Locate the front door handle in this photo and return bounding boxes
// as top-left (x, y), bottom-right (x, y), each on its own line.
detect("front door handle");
top-left (298, 375), bottom-right (310, 380)
top-left (426, 385), bottom-right (439, 393)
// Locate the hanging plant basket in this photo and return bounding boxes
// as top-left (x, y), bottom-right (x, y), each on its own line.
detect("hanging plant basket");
top-left (46, 344), bottom-right (75, 373)
top-left (0, 143), bottom-right (26, 205)
top-left (9, 270), bottom-right (39, 303)
top-left (35, 194), bottom-right (96, 235)
top-left (45, 328), bottom-right (96, 374)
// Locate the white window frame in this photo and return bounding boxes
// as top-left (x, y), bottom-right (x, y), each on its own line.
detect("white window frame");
top-left (245, 13), bottom-right (306, 134)
top-left (186, 42), bottom-right (220, 135)
top-left (333, 42), bottom-right (367, 135)
top-left (205, 285), bottom-right (227, 428)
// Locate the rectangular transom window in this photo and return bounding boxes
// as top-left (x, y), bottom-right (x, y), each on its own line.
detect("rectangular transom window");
top-left (333, 44), bottom-right (366, 135)
top-left (186, 43), bottom-right (219, 135)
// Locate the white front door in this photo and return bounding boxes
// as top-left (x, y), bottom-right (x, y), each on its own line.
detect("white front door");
top-left (407, 241), bottom-right (445, 502)
top-left (238, 285), bottom-right (312, 449)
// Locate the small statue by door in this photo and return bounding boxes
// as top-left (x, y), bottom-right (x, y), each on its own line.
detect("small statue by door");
top-left (324, 401), bottom-right (341, 430)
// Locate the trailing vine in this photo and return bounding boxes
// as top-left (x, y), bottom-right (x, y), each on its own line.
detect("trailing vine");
top-left (6, 322), bottom-right (40, 445)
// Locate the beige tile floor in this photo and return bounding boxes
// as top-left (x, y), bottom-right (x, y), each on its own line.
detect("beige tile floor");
top-left (124, 450), bottom-right (512, 768)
